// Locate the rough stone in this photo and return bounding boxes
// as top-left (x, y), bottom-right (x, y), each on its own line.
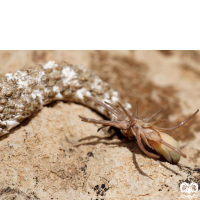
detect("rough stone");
top-left (0, 50), bottom-right (199, 199)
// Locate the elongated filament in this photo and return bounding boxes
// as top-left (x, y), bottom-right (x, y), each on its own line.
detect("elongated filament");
top-left (160, 139), bottom-right (186, 158)
top-left (154, 109), bottom-right (199, 131)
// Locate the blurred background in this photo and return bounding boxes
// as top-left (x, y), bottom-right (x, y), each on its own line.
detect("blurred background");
top-left (0, 50), bottom-right (199, 143)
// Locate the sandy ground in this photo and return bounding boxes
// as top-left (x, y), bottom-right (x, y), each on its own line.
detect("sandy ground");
top-left (0, 50), bottom-right (199, 199)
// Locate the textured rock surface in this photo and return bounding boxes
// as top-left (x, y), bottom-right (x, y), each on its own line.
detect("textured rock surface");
top-left (0, 50), bottom-right (200, 199)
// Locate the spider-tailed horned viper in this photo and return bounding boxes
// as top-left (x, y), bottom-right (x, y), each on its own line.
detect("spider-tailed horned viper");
top-left (0, 60), bottom-right (198, 164)
top-left (0, 61), bottom-right (129, 135)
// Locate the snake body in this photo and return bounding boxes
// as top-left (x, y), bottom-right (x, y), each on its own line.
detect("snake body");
top-left (0, 61), bottom-right (131, 136)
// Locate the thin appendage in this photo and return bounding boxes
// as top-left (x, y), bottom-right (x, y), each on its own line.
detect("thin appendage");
top-left (78, 115), bottom-right (130, 130)
top-left (117, 102), bottom-right (135, 123)
top-left (104, 101), bottom-right (126, 121)
top-left (84, 96), bottom-right (121, 118)
top-left (143, 119), bottom-right (167, 128)
top-left (134, 101), bottom-right (139, 118)
top-left (154, 109), bottom-right (199, 131)
top-left (143, 108), bottom-right (162, 122)
top-left (132, 128), bottom-right (161, 159)
top-left (97, 125), bottom-right (108, 132)
top-left (160, 139), bottom-right (186, 158)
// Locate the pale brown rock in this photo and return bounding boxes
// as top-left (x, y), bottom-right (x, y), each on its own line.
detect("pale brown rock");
top-left (0, 50), bottom-right (199, 199)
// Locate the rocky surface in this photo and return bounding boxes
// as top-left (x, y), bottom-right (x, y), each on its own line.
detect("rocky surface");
top-left (0, 50), bottom-right (199, 199)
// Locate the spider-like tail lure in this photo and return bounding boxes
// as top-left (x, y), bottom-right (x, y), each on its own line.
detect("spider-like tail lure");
top-left (79, 96), bottom-right (199, 164)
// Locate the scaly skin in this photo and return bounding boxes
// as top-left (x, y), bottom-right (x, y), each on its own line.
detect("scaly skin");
top-left (0, 60), bottom-right (131, 136)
